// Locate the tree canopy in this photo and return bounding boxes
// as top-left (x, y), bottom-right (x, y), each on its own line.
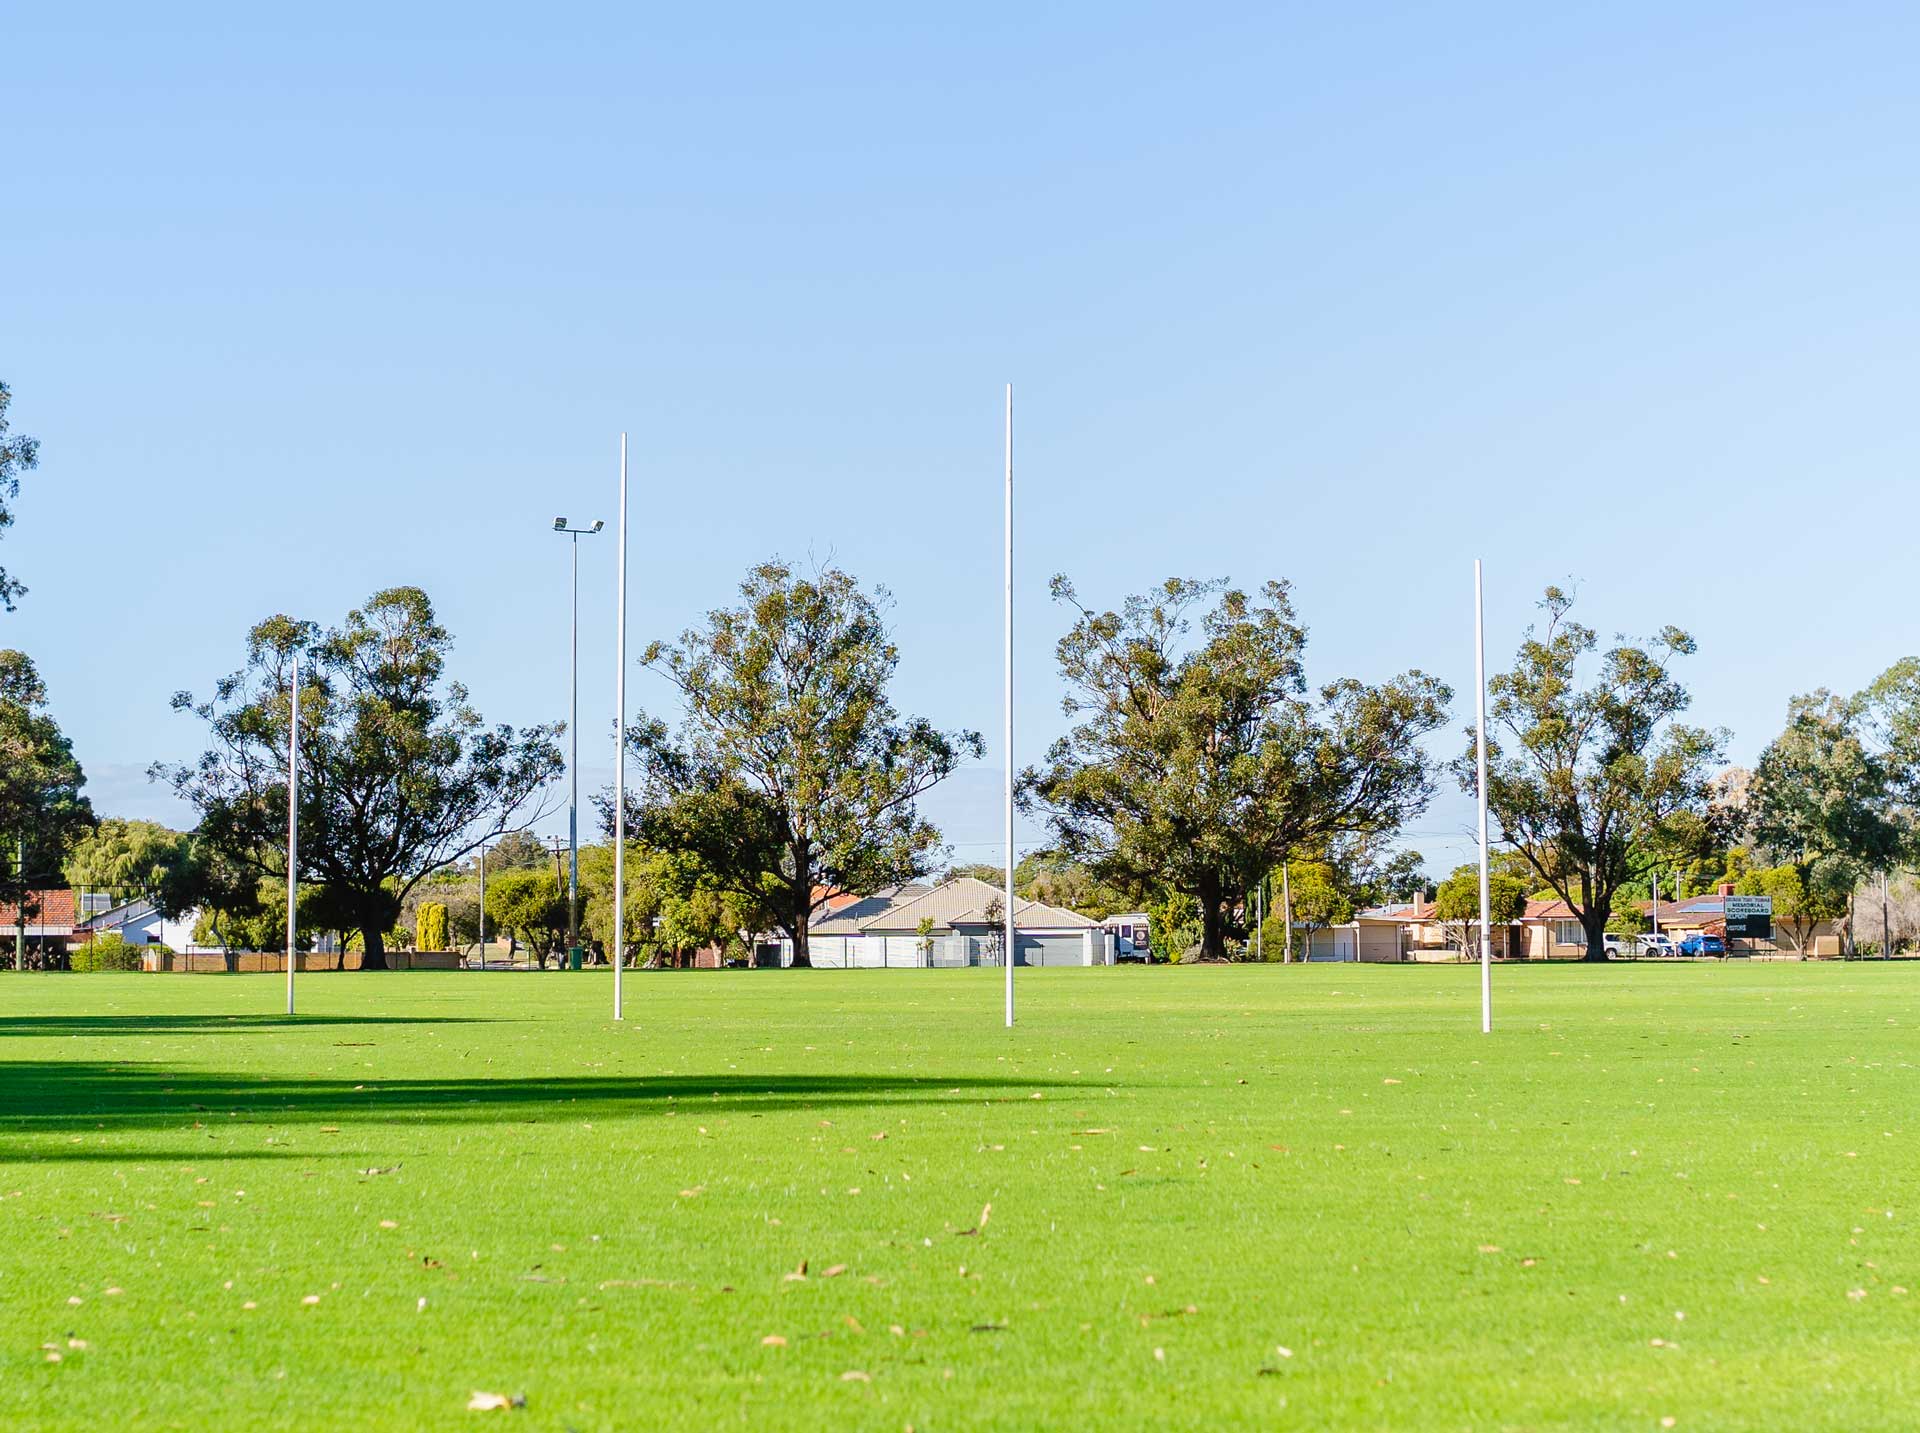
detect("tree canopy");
top-left (0, 650), bottom-right (92, 923)
top-left (157, 587), bottom-right (563, 969)
top-left (1462, 586), bottom-right (1722, 961)
top-left (1022, 575), bottom-right (1451, 960)
top-left (0, 382), bottom-right (39, 612)
top-left (617, 561), bottom-right (980, 966)
top-left (1433, 863), bottom-right (1529, 958)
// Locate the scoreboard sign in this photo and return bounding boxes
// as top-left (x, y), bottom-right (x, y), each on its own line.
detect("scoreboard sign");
top-left (1724, 895), bottom-right (1773, 940)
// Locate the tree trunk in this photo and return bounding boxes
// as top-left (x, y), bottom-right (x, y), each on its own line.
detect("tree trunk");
top-left (1197, 873), bottom-right (1228, 960)
top-left (1582, 908), bottom-right (1610, 962)
top-left (790, 921), bottom-right (811, 969)
top-left (360, 921), bottom-right (389, 971)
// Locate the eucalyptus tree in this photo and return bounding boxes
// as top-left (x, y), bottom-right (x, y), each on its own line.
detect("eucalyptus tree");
top-left (0, 651), bottom-right (92, 945)
top-left (1461, 586), bottom-right (1722, 961)
top-left (0, 381), bottom-right (39, 611)
top-left (157, 587), bottom-right (563, 969)
top-left (618, 560), bottom-right (980, 967)
top-left (1022, 576), bottom-right (1451, 960)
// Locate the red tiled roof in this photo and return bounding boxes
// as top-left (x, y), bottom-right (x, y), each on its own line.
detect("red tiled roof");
top-left (0, 889), bottom-right (77, 929)
top-left (1523, 898), bottom-right (1577, 920)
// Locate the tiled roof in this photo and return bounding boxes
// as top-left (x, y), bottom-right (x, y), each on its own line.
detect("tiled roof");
top-left (0, 889), bottom-right (78, 929)
top-left (832, 876), bottom-right (1098, 933)
top-left (810, 884), bottom-right (931, 934)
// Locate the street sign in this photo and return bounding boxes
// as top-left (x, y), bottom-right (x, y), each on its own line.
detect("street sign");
top-left (1724, 894), bottom-right (1773, 940)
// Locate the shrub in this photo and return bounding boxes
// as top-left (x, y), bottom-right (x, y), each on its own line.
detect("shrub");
top-left (71, 933), bottom-right (163, 972)
top-left (416, 901), bottom-right (449, 952)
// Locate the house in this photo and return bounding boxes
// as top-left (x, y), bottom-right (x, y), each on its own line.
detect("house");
top-left (71, 895), bottom-right (207, 952)
top-left (1351, 896), bottom-right (1577, 961)
top-left (0, 889), bottom-right (78, 964)
top-left (798, 876), bottom-right (1113, 968)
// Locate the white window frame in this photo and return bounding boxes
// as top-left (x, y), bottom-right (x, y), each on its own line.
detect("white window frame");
top-left (1553, 920), bottom-right (1583, 946)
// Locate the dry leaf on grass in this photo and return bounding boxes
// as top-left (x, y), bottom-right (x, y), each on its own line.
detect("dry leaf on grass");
top-left (821, 1264), bottom-right (848, 1278)
top-left (762, 1335), bottom-right (787, 1347)
top-left (466, 1390), bottom-right (525, 1411)
top-left (840, 1370), bottom-right (871, 1383)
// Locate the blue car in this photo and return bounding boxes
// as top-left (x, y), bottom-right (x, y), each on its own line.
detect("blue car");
top-left (1678, 933), bottom-right (1724, 956)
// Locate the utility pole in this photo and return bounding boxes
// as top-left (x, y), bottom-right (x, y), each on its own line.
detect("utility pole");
top-left (476, 844), bottom-right (487, 969)
top-left (14, 834), bottom-right (24, 972)
top-left (1883, 869), bottom-right (1892, 960)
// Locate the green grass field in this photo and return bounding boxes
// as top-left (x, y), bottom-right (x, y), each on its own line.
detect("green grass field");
top-left (2, 964), bottom-right (1917, 1430)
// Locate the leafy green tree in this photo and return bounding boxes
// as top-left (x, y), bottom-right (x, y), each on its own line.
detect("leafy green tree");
top-left (1023, 576), bottom-right (1451, 960)
top-left (947, 862), bottom-right (1006, 886)
top-left (1285, 860), bottom-right (1355, 952)
top-left (1432, 864), bottom-right (1529, 958)
top-left (64, 819), bottom-right (191, 901)
top-left (158, 588), bottom-right (564, 969)
top-left (1013, 849), bottom-right (1132, 918)
top-left (1747, 689), bottom-right (1904, 953)
top-left (1147, 890), bottom-right (1201, 964)
top-left (0, 382), bottom-right (39, 611)
top-left (486, 829), bottom-right (552, 873)
top-left (0, 651), bottom-right (93, 943)
top-left (619, 561), bottom-right (981, 967)
top-left (486, 868), bottom-right (569, 967)
top-left (1461, 586), bottom-right (1723, 962)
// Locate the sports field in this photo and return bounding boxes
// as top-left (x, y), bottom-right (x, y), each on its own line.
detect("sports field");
top-left (2, 964), bottom-right (1916, 1430)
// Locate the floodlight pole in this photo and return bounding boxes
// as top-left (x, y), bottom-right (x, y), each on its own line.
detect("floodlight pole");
top-left (613, 433), bottom-right (629, 1019)
top-left (1474, 558), bottom-right (1492, 1034)
top-left (552, 519), bottom-right (603, 968)
top-left (286, 650), bottom-right (300, 1016)
top-left (569, 530), bottom-right (580, 963)
top-left (1003, 383), bottom-right (1015, 1028)
top-left (476, 845), bottom-right (486, 968)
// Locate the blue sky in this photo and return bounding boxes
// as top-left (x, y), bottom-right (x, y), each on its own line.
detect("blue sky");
top-left (5, 3), bottom-right (1918, 879)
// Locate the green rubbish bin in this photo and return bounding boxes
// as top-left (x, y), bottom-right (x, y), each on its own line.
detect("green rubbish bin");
top-left (568, 945), bottom-right (584, 971)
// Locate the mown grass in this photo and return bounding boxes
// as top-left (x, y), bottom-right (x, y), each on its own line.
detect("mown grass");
top-left (1, 963), bottom-right (1916, 1430)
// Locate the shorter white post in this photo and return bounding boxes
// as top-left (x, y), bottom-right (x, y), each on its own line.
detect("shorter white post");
top-left (613, 432), bottom-right (629, 1019)
top-left (286, 650), bottom-right (300, 1016)
top-left (1474, 559), bottom-right (1492, 1033)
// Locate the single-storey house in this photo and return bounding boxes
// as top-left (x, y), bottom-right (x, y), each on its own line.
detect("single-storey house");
top-left (72, 895), bottom-right (207, 952)
top-left (0, 889), bottom-right (78, 964)
top-left (798, 876), bottom-right (1113, 968)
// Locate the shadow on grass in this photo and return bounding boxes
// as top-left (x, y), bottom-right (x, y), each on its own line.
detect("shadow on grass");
top-left (0, 1064), bottom-right (1086, 1148)
top-left (0, 1014), bottom-right (490, 1037)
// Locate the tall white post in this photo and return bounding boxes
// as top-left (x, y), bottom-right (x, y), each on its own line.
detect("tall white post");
top-left (613, 432), bottom-right (629, 1019)
top-left (1474, 559), bottom-right (1492, 1033)
top-left (568, 534), bottom-right (580, 964)
top-left (477, 846), bottom-right (486, 967)
top-left (286, 650), bottom-right (300, 1016)
top-left (1003, 383), bottom-right (1016, 1028)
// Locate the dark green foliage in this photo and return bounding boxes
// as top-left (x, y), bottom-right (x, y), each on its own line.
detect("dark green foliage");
top-left (1461, 586), bottom-right (1723, 961)
top-left (1024, 576), bottom-right (1451, 959)
top-left (0, 381), bottom-right (39, 611)
top-left (70, 933), bottom-right (151, 972)
top-left (156, 588), bottom-right (564, 970)
top-left (0, 650), bottom-right (93, 921)
top-left (617, 561), bottom-right (980, 966)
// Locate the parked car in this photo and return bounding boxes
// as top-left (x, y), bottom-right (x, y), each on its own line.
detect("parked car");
top-left (1636, 933), bottom-right (1679, 957)
top-left (1678, 933), bottom-right (1725, 957)
top-left (1602, 933), bottom-right (1628, 958)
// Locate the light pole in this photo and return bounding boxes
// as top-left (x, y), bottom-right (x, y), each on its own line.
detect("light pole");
top-left (552, 517), bottom-right (604, 969)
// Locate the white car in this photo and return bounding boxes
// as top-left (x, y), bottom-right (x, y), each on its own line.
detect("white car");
top-left (1635, 932), bottom-right (1678, 957)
